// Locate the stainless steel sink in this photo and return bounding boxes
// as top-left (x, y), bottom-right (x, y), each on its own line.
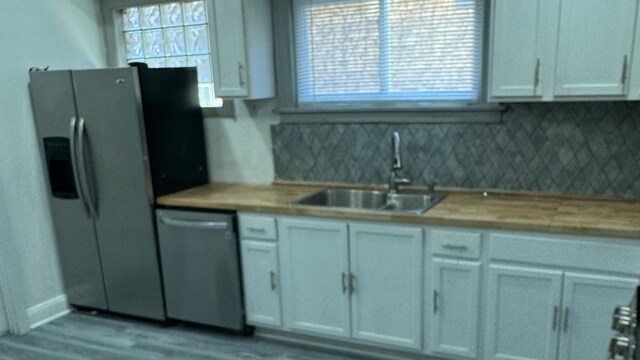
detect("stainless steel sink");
top-left (291, 188), bottom-right (445, 215)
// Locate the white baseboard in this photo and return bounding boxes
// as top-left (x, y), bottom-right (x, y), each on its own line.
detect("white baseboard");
top-left (27, 295), bottom-right (70, 329)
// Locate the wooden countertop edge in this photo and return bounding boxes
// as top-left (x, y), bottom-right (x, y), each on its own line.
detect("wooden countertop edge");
top-left (156, 191), bottom-right (640, 240)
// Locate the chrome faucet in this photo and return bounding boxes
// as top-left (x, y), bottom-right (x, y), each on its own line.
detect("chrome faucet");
top-left (388, 131), bottom-right (412, 194)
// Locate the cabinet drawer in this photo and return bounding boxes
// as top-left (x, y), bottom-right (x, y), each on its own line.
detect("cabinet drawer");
top-left (489, 233), bottom-right (640, 274)
top-left (430, 229), bottom-right (482, 259)
top-left (239, 214), bottom-right (277, 240)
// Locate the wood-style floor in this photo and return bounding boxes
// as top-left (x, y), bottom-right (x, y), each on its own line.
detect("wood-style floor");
top-left (0, 312), bottom-right (360, 360)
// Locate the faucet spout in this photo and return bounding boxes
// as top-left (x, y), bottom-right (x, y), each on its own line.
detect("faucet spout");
top-left (388, 131), bottom-right (411, 194)
top-left (392, 131), bottom-right (402, 169)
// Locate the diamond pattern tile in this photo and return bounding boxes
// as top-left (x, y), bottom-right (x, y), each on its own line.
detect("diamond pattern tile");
top-left (271, 102), bottom-right (640, 198)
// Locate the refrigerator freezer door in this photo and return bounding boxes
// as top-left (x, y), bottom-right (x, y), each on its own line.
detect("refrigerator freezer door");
top-left (29, 70), bottom-right (108, 310)
top-left (71, 68), bottom-right (165, 321)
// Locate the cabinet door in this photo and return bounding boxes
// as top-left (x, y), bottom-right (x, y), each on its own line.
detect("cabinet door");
top-left (429, 259), bottom-right (481, 359)
top-left (240, 240), bottom-right (282, 328)
top-left (278, 218), bottom-right (350, 338)
top-left (485, 264), bottom-right (563, 360)
top-left (558, 273), bottom-right (637, 360)
top-left (554, 0), bottom-right (638, 96)
top-left (490, 0), bottom-right (546, 97)
top-left (211, 0), bottom-right (248, 97)
top-left (349, 224), bottom-right (423, 350)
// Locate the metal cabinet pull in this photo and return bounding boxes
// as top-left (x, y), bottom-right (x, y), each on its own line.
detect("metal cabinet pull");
top-left (621, 55), bottom-right (628, 85)
top-left (270, 271), bottom-right (277, 291)
top-left (433, 290), bottom-right (439, 314)
top-left (342, 272), bottom-right (348, 294)
top-left (247, 227), bottom-right (266, 233)
top-left (238, 62), bottom-right (246, 87)
top-left (552, 306), bottom-right (559, 330)
top-left (443, 244), bottom-right (468, 251)
top-left (534, 58), bottom-right (541, 93)
top-left (159, 216), bottom-right (229, 230)
top-left (563, 307), bottom-right (569, 332)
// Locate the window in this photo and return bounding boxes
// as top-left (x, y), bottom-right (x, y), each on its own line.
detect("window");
top-left (292, 0), bottom-right (484, 107)
top-left (118, 1), bottom-right (222, 107)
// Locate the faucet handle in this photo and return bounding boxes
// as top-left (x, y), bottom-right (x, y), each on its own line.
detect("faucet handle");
top-left (427, 182), bottom-right (437, 194)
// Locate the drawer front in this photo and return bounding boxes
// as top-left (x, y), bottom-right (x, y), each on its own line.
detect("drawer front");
top-left (430, 229), bottom-right (482, 259)
top-left (489, 233), bottom-right (640, 275)
top-left (239, 214), bottom-right (277, 240)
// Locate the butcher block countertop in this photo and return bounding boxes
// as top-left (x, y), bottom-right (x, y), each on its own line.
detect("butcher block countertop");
top-left (157, 182), bottom-right (640, 239)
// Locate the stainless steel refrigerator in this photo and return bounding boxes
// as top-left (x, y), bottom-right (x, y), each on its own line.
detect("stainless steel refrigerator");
top-left (29, 65), bottom-right (208, 321)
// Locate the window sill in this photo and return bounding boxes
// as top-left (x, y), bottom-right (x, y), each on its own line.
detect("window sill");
top-left (277, 103), bottom-right (505, 124)
top-left (201, 100), bottom-right (236, 119)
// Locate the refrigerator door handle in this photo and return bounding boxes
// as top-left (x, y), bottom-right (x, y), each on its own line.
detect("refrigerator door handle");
top-left (159, 215), bottom-right (229, 231)
top-left (70, 117), bottom-right (91, 214)
top-left (77, 117), bottom-right (97, 217)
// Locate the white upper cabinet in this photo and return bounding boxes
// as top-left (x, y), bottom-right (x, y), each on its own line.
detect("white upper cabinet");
top-left (211, 0), bottom-right (275, 99)
top-left (490, 0), bottom-right (547, 98)
top-left (489, 0), bottom-right (640, 101)
top-left (554, 0), bottom-right (638, 97)
top-left (349, 224), bottom-right (423, 350)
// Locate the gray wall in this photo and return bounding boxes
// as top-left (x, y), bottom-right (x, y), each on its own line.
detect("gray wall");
top-left (0, 0), bottom-right (107, 320)
top-left (272, 102), bottom-right (640, 198)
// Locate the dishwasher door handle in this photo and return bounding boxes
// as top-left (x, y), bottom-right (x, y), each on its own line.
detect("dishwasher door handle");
top-left (159, 215), bottom-right (229, 230)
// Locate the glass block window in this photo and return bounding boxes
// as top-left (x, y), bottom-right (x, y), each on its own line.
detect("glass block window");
top-left (293, 0), bottom-right (484, 105)
top-left (122, 1), bottom-right (222, 107)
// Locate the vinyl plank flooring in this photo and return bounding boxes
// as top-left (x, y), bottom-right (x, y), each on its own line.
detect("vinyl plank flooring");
top-left (0, 312), bottom-right (360, 360)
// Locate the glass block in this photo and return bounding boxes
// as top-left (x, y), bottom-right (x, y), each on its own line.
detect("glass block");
top-left (188, 55), bottom-right (213, 82)
top-left (198, 83), bottom-right (215, 107)
top-left (167, 56), bottom-right (188, 68)
top-left (164, 28), bottom-right (186, 56)
top-left (185, 25), bottom-right (209, 55)
top-left (143, 30), bottom-right (166, 57)
top-left (161, 3), bottom-right (183, 27)
top-left (146, 58), bottom-right (167, 68)
top-left (122, 7), bottom-right (141, 31)
top-left (124, 31), bottom-right (144, 59)
top-left (140, 5), bottom-right (162, 29)
top-left (183, 1), bottom-right (207, 25)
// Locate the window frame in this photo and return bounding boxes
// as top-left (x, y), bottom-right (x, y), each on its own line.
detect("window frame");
top-left (102, 0), bottom-right (225, 112)
top-left (273, 0), bottom-right (502, 123)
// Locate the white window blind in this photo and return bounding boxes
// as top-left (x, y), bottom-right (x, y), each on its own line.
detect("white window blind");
top-left (293, 0), bottom-right (483, 105)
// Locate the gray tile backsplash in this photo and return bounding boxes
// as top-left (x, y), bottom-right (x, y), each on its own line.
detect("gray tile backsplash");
top-left (271, 102), bottom-right (640, 198)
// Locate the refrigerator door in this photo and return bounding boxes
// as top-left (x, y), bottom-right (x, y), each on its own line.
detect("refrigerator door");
top-left (29, 70), bottom-right (108, 310)
top-left (71, 68), bottom-right (165, 320)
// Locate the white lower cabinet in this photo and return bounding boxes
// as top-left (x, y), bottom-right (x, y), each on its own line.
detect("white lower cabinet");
top-left (278, 218), bottom-right (351, 338)
top-left (485, 264), bottom-right (638, 360)
top-left (349, 224), bottom-right (423, 350)
top-left (485, 264), bottom-right (563, 360)
top-left (430, 259), bottom-right (481, 358)
top-left (558, 273), bottom-right (637, 360)
top-left (238, 213), bottom-right (640, 360)
top-left (240, 240), bottom-right (282, 328)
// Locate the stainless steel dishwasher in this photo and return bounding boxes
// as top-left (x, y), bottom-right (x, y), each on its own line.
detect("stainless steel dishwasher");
top-left (156, 209), bottom-right (244, 331)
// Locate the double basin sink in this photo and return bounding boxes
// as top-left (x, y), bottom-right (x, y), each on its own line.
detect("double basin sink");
top-left (291, 188), bottom-right (445, 215)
